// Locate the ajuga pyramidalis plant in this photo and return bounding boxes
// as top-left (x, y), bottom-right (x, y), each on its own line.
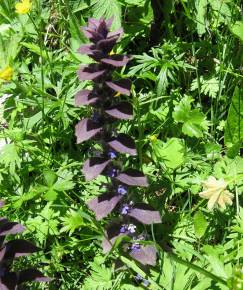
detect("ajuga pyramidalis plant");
top-left (0, 202), bottom-right (50, 289)
top-left (75, 18), bottom-right (161, 270)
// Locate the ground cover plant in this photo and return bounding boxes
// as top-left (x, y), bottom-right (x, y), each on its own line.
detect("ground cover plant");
top-left (0, 0), bottom-right (242, 289)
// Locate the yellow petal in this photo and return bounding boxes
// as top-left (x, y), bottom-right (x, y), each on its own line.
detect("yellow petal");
top-left (207, 191), bottom-right (220, 210)
top-left (222, 191), bottom-right (233, 205)
top-left (217, 194), bottom-right (226, 209)
top-left (15, 0), bottom-right (31, 14)
top-left (0, 66), bottom-right (13, 81)
top-left (203, 176), bottom-right (217, 188)
top-left (199, 188), bottom-right (217, 199)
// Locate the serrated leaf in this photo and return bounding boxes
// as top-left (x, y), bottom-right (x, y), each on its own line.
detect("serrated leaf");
top-left (44, 189), bottom-right (58, 201)
top-left (173, 95), bottom-right (193, 122)
top-left (0, 143), bottom-right (21, 175)
top-left (53, 170), bottom-right (75, 192)
top-left (201, 77), bottom-right (219, 98)
top-left (60, 209), bottom-right (84, 234)
top-left (120, 0), bottom-right (145, 6)
top-left (203, 245), bottom-right (228, 279)
top-left (43, 170), bottom-right (57, 187)
top-left (91, 0), bottom-right (121, 29)
top-left (230, 21), bottom-right (243, 42)
top-left (20, 42), bottom-right (50, 59)
top-left (209, 0), bottom-right (232, 24)
top-left (173, 96), bottom-right (209, 138)
top-left (224, 86), bottom-right (243, 149)
top-left (82, 256), bottom-right (113, 290)
top-left (193, 211), bottom-right (208, 238)
top-left (152, 138), bottom-right (185, 169)
top-left (182, 120), bottom-right (203, 138)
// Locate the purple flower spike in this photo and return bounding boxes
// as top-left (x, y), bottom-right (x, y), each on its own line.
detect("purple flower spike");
top-left (75, 90), bottom-right (98, 106)
top-left (75, 17), bottom-right (161, 269)
top-left (0, 218), bottom-right (26, 236)
top-left (101, 55), bottom-right (130, 67)
top-left (119, 223), bottom-right (136, 234)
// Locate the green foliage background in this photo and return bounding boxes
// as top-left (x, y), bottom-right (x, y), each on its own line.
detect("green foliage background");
top-left (0, 0), bottom-right (242, 289)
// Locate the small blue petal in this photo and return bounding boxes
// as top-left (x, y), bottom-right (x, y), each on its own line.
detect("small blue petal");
top-left (143, 280), bottom-right (150, 287)
top-left (108, 150), bottom-right (117, 159)
top-left (119, 225), bottom-right (127, 233)
top-left (117, 185), bottom-right (127, 195)
top-left (130, 243), bottom-right (140, 251)
top-left (121, 204), bottom-right (130, 215)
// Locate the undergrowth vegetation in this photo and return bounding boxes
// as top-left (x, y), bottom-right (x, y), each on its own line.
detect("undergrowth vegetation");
top-left (0, 0), bottom-right (242, 289)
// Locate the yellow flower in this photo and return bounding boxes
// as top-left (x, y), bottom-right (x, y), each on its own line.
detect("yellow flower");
top-left (15, 0), bottom-right (32, 14)
top-left (149, 134), bottom-right (158, 142)
top-left (0, 66), bottom-right (13, 81)
top-left (199, 176), bottom-right (233, 210)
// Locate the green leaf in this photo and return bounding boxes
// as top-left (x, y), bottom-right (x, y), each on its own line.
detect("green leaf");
top-left (230, 21), bottom-right (243, 42)
top-left (26, 203), bottom-right (60, 244)
top-left (224, 87), bottom-right (243, 149)
top-left (203, 245), bottom-right (228, 279)
top-left (195, 0), bottom-right (207, 36)
top-left (193, 211), bottom-right (208, 239)
top-left (82, 256), bottom-right (113, 290)
top-left (152, 138), bottom-right (185, 169)
top-left (60, 209), bottom-right (84, 234)
top-left (44, 189), bottom-right (58, 201)
top-left (20, 42), bottom-right (50, 59)
top-left (209, 0), bottom-right (232, 24)
top-left (191, 77), bottom-right (220, 98)
top-left (182, 120), bottom-right (203, 138)
top-left (201, 77), bottom-right (219, 99)
top-left (91, 0), bottom-right (122, 29)
top-left (43, 169), bottom-right (57, 187)
top-left (226, 142), bottom-right (241, 159)
top-left (173, 96), bottom-right (209, 138)
top-left (121, 285), bottom-right (144, 290)
top-left (0, 143), bottom-right (21, 174)
top-left (53, 170), bottom-right (75, 192)
top-left (119, 0), bottom-right (145, 6)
